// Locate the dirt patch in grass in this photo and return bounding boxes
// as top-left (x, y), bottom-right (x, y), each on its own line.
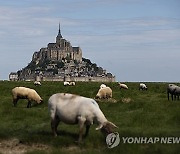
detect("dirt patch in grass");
top-left (95, 98), bottom-right (117, 103)
top-left (0, 138), bottom-right (50, 154)
top-left (122, 97), bottom-right (133, 103)
top-left (61, 145), bottom-right (82, 152)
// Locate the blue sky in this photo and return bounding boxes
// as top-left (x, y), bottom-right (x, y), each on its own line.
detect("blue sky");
top-left (0, 0), bottom-right (180, 82)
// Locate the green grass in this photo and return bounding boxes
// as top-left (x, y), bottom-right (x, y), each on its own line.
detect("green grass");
top-left (0, 81), bottom-right (179, 153)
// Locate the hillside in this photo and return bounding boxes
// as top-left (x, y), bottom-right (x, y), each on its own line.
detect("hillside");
top-left (20, 57), bottom-right (103, 77)
top-left (0, 81), bottom-right (179, 153)
top-left (11, 25), bottom-right (115, 82)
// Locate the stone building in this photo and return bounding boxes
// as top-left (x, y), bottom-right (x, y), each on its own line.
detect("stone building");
top-left (10, 23), bottom-right (115, 82)
top-left (32, 23), bottom-right (82, 64)
top-left (9, 72), bottom-right (18, 81)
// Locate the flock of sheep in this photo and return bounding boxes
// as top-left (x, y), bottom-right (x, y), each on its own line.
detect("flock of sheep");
top-left (10, 81), bottom-right (179, 143)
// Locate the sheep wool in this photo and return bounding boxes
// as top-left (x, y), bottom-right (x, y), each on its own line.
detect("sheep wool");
top-left (100, 84), bottom-right (107, 89)
top-left (96, 87), bottom-right (112, 99)
top-left (119, 83), bottom-right (128, 89)
top-left (34, 81), bottom-right (41, 86)
top-left (139, 83), bottom-right (147, 90)
top-left (167, 84), bottom-right (180, 101)
top-left (64, 81), bottom-right (70, 86)
top-left (12, 87), bottom-right (43, 108)
top-left (69, 82), bottom-right (76, 86)
top-left (48, 93), bottom-right (117, 142)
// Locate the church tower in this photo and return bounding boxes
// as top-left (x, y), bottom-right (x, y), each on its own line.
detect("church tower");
top-left (56, 23), bottom-right (63, 44)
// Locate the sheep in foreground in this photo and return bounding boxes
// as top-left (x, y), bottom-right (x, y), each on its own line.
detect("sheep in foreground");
top-left (167, 84), bottom-right (178, 101)
top-left (12, 87), bottom-right (43, 108)
top-left (96, 87), bottom-right (112, 99)
top-left (139, 83), bottom-right (147, 90)
top-left (118, 82), bottom-right (128, 89)
top-left (100, 84), bottom-right (106, 89)
top-left (48, 93), bottom-right (118, 142)
top-left (34, 81), bottom-right (41, 86)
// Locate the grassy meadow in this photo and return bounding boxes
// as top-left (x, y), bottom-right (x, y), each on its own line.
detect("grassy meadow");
top-left (0, 81), bottom-right (179, 154)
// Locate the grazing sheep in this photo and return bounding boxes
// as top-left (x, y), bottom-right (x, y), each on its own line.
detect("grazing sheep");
top-left (174, 86), bottom-right (180, 100)
top-left (139, 83), bottom-right (147, 90)
top-left (96, 87), bottom-right (112, 99)
top-left (64, 81), bottom-right (70, 86)
top-left (12, 87), bottom-right (43, 108)
top-left (69, 81), bottom-right (76, 86)
top-left (48, 93), bottom-right (118, 142)
top-left (100, 84), bottom-right (106, 89)
top-left (167, 84), bottom-right (178, 101)
top-left (118, 82), bottom-right (128, 89)
top-left (34, 81), bottom-right (41, 86)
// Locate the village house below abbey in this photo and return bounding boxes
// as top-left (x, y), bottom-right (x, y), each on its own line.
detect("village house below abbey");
top-left (9, 24), bottom-right (115, 82)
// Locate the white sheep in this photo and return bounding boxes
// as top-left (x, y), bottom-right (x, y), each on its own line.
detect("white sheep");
top-left (174, 86), bottom-right (180, 100)
top-left (167, 84), bottom-right (177, 101)
top-left (96, 87), bottom-right (112, 99)
top-left (167, 84), bottom-right (180, 101)
top-left (100, 84), bottom-right (106, 89)
top-left (34, 81), bottom-right (41, 86)
top-left (139, 83), bottom-right (147, 90)
top-left (12, 87), bottom-right (43, 108)
top-left (63, 81), bottom-right (70, 86)
top-left (69, 81), bottom-right (76, 86)
top-left (118, 82), bottom-right (128, 89)
top-left (48, 93), bottom-right (118, 142)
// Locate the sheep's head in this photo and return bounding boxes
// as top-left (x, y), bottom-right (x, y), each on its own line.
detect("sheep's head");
top-left (40, 99), bottom-right (43, 103)
top-left (95, 95), bottom-right (100, 99)
top-left (37, 99), bottom-right (43, 104)
top-left (96, 121), bottom-right (118, 135)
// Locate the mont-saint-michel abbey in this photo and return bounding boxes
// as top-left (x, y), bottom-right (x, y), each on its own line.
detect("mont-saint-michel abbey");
top-left (9, 24), bottom-right (115, 82)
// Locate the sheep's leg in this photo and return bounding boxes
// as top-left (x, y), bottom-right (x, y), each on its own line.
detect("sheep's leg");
top-left (84, 125), bottom-right (90, 137)
top-left (27, 101), bottom-right (32, 108)
top-left (171, 94), bottom-right (173, 101)
top-left (78, 117), bottom-right (86, 142)
top-left (13, 98), bottom-right (18, 107)
top-left (51, 119), bottom-right (57, 137)
top-left (54, 116), bottom-right (60, 136)
top-left (51, 116), bottom-right (60, 137)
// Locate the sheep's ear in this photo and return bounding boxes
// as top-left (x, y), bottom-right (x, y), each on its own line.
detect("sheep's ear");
top-left (103, 121), bottom-right (118, 131)
top-left (95, 124), bottom-right (103, 130)
top-left (107, 121), bottom-right (118, 129)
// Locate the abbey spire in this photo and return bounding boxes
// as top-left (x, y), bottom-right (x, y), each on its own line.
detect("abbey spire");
top-left (57, 22), bottom-right (62, 38)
